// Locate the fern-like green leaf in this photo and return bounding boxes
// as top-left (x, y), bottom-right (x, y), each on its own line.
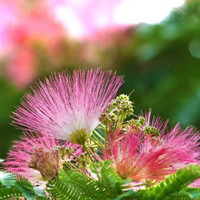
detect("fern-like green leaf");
top-left (142, 165), bottom-right (200, 200)
top-left (0, 187), bottom-right (23, 200)
top-left (100, 160), bottom-right (125, 198)
top-left (183, 188), bottom-right (200, 199)
top-left (47, 169), bottom-right (112, 200)
top-left (48, 177), bottom-right (90, 200)
top-left (164, 191), bottom-right (197, 200)
top-left (0, 172), bottom-right (48, 200)
top-left (165, 188), bottom-right (200, 200)
top-left (15, 177), bottom-right (38, 200)
top-left (0, 171), bottom-right (16, 188)
top-left (89, 160), bottom-right (125, 198)
top-left (16, 176), bottom-right (48, 199)
top-left (114, 190), bottom-right (138, 200)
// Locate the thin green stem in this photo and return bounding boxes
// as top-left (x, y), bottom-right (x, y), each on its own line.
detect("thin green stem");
top-left (83, 144), bottom-right (93, 161)
top-left (69, 152), bottom-right (89, 163)
top-left (67, 161), bottom-right (82, 172)
top-left (85, 144), bottom-right (103, 162)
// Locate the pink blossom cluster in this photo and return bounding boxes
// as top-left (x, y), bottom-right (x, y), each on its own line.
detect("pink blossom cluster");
top-left (110, 113), bottom-right (200, 183)
top-left (4, 69), bottom-right (123, 184)
top-left (3, 69), bottom-right (200, 188)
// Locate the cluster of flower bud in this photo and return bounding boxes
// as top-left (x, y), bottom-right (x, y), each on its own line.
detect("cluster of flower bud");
top-left (123, 116), bottom-right (159, 136)
top-left (100, 94), bottom-right (134, 125)
top-left (122, 117), bottom-right (145, 131)
top-left (144, 126), bottom-right (159, 136)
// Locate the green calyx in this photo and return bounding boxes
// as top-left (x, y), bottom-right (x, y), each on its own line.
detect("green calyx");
top-left (69, 129), bottom-right (88, 145)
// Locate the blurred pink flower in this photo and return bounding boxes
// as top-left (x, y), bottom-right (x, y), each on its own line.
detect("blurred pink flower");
top-left (0, 0), bottom-right (20, 56)
top-left (112, 124), bottom-right (200, 182)
top-left (3, 133), bottom-right (81, 184)
top-left (12, 69), bottom-right (124, 140)
top-left (0, 0), bottom-right (66, 88)
top-left (53, 0), bottom-right (124, 38)
top-left (5, 48), bottom-right (37, 88)
top-left (7, 9), bottom-right (65, 49)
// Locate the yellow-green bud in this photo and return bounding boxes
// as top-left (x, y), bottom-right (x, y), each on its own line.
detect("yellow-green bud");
top-left (100, 94), bottom-right (134, 125)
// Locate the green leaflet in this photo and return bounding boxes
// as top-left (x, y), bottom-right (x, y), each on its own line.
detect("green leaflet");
top-left (93, 160), bottom-right (125, 198)
top-left (0, 171), bottom-right (16, 188)
top-left (47, 162), bottom-right (126, 200)
top-left (165, 191), bottom-right (199, 200)
top-left (0, 187), bottom-right (23, 200)
top-left (0, 172), bottom-right (47, 200)
top-left (1, 164), bottom-right (200, 200)
top-left (114, 190), bottom-right (137, 200)
top-left (47, 170), bottom-right (112, 200)
top-left (165, 188), bottom-right (200, 200)
top-left (140, 165), bottom-right (200, 200)
top-left (15, 177), bottom-right (45, 200)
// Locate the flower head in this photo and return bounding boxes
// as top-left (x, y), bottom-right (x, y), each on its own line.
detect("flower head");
top-left (3, 133), bottom-right (81, 184)
top-left (111, 121), bottom-right (200, 182)
top-left (12, 69), bottom-right (123, 142)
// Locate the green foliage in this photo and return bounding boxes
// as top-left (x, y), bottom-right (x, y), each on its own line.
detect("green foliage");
top-left (105, 165), bottom-right (200, 200)
top-left (0, 172), bottom-right (47, 200)
top-left (47, 161), bottom-right (126, 200)
top-left (0, 187), bottom-right (23, 200)
top-left (140, 165), bottom-right (200, 200)
top-left (183, 188), bottom-right (200, 199)
top-left (164, 190), bottom-right (200, 200)
top-left (0, 171), bottom-right (16, 188)
top-left (114, 190), bottom-right (137, 200)
top-left (15, 177), bottom-right (45, 200)
top-left (1, 165), bottom-right (200, 200)
top-left (47, 170), bottom-right (111, 200)
top-left (90, 160), bottom-right (125, 198)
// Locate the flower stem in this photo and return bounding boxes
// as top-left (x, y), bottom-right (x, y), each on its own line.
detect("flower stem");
top-left (83, 144), bottom-right (94, 161)
top-left (69, 152), bottom-right (89, 163)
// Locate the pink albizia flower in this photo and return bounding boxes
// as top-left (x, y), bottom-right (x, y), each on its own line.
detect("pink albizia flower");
top-left (3, 132), bottom-right (81, 184)
top-left (12, 69), bottom-right (123, 142)
top-left (112, 124), bottom-right (200, 182)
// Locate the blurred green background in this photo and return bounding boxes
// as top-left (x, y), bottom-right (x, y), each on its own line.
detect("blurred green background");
top-left (0, 0), bottom-right (200, 158)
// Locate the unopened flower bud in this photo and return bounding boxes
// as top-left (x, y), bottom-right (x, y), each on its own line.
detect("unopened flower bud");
top-left (144, 126), bottom-right (159, 136)
top-left (100, 94), bottom-right (134, 125)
